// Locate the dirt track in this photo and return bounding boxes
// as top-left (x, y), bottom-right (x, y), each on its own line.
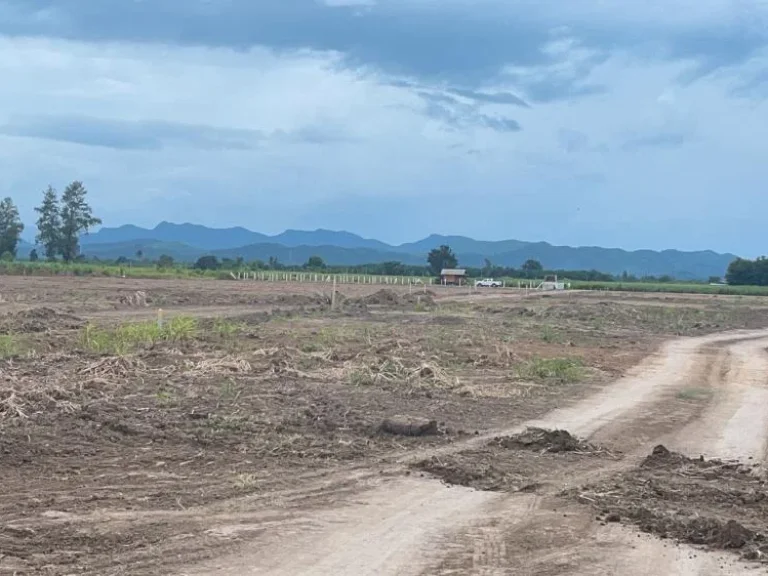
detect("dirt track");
top-left (182, 329), bottom-right (768, 575)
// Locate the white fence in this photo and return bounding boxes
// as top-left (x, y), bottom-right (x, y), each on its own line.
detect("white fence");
top-left (229, 272), bottom-right (572, 292)
top-left (230, 271), bottom-right (435, 285)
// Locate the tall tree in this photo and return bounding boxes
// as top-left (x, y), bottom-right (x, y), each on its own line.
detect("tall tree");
top-left (427, 245), bottom-right (458, 276)
top-left (59, 181), bottom-right (101, 262)
top-left (35, 186), bottom-right (61, 261)
top-left (194, 255), bottom-right (220, 270)
top-left (0, 197), bottom-right (24, 258)
top-left (156, 254), bottom-right (174, 269)
top-left (726, 257), bottom-right (768, 286)
top-left (521, 259), bottom-right (543, 277)
top-left (305, 255), bottom-right (326, 269)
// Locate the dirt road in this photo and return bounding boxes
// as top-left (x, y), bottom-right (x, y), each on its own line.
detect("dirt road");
top-left (180, 329), bottom-right (768, 576)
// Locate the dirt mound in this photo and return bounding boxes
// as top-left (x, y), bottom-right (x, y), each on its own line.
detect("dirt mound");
top-left (363, 289), bottom-right (401, 306)
top-left (345, 289), bottom-right (435, 310)
top-left (272, 293), bottom-right (327, 306)
top-left (334, 292), bottom-right (369, 315)
top-left (415, 456), bottom-right (515, 491)
top-left (574, 446), bottom-right (768, 562)
top-left (117, 290), bottom-right (149, 307)
top-left (0, 308), bottom-right (84, 334)
top-left (399, 292), bottom-right (436, 307)
top-left (414, 428), bottom-right (612, 492)
top-left (495, 427), bottom-right (603, 454)
top-left (378, 416), bottom-right (438, 437)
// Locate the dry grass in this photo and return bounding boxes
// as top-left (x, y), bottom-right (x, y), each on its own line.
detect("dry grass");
top-left (346, 357), bottom-right (458, 389)
top-left (182, 356), bottom-right (252, 376)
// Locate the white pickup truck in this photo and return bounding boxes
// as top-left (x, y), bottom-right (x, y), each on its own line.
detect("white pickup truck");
top-left (475, 278), bottom-right (502, 288)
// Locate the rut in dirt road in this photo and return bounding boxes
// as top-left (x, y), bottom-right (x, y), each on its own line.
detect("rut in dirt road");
top-left (179, 329), bottom-right (768, 576)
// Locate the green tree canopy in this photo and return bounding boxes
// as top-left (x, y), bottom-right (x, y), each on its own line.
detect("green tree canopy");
top-left (0, 197), bottom-right (24, 258)
top-left (427, 245), bottom-right (458, 276)
top-left (35, 186), bottom-right (61, 261)
top-left (521, 259), bottom-right (543, 273)
top-left (305, 255), bottom-right (326, 269)
top-left (194, 255), bottom-right (220, 270)
top-left (726, 257), bottom-right (768, 286)
top-left (157, 254), bottom-right (175, 269)
top-left (59, 181), bottom-right (101, 262)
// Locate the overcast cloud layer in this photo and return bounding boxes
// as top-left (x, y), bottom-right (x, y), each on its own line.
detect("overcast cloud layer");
top-left (1, 0), bottom-right (766, 254)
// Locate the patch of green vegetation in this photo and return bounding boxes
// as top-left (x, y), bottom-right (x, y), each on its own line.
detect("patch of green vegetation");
top-left (676, 387), bottom-right (712, 401)
top-left (347, 367), bottom-right (375, 387)
top-left (516, 357), bottom-right (584, 384)
top-left (218, 378), bottom-right (240, 403)
top-left (300, 341), bottom-right (322, 353)
top-left (566, 280), bottom-right (768, 296)
top-left (155, 389), bottom-right (174, 404)
top-left (211, 318), bottom-right (244, 338)
top-left (80, 316), bottom-right (199, 355)
top-left (539, 325), bottom-right (562, 343)
top-left (0, 334), bottom-right (20, 358)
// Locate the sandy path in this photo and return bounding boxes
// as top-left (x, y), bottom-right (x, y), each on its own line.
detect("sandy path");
top-left (179, 329), bottom-right (768, 576)
top-left (667, 337), bottom-right (768, 463)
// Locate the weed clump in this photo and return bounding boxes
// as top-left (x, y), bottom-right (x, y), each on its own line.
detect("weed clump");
top-left (515, 357), bottom-right (584, 383)
top-left (80, 316), bottom-right (198, 355)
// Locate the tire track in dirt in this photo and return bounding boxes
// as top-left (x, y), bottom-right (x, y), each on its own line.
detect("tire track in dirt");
top-left (178, 329), bottom-right (768, 576)
top-left (666, 337), bottom-right (768, 463)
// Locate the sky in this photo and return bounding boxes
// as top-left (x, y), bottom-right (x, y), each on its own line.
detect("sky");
top-left (0, 0), bottom-right (766, 255)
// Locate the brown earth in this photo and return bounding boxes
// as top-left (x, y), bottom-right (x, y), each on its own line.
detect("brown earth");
top-left (573, 444), bottom-right (768, 561)
top-left (1, 277), bottom-right (768, 574)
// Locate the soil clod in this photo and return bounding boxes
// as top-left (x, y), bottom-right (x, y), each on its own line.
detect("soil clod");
top-left (573, 446), bottom-right (768, 563)
top-left (493, 427), bottom-right (608, 455)
top-left (379, 416), bottom-right (439, 437)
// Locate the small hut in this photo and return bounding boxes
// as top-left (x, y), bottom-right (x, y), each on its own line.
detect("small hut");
top-left (440, 268), bottom-right (466, 286)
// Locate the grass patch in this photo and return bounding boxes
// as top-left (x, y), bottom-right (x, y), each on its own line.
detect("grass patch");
top-left (516, 357), bottom-right (584, 384)
top-left (566, 280), bottom-right (768, 296)
top-left (539, 325), bottom-right (562, 343)
top-left (676, 387), bottom-right (712, 401)
top-left (80, 316), bottom-right (199, 355)
top-left (212, 318), bottom-right (244, 338)
top-left (0, 334), bottom-right (20, 358)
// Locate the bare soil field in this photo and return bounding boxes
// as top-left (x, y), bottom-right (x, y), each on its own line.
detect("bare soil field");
top-left (1, 277), bottom-right (768, 574)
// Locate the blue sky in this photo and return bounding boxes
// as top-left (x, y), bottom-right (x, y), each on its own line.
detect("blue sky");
top-left (0, 0), bottom-right (766, 255)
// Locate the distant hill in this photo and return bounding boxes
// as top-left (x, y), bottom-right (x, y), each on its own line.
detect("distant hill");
top-left (81, 223), bottom-right (390, 251)
top-left (81, 222), bottom-right (269, 250)
top-left (392, 234), bottom-right (529, 256)
top-left (71, 223), bottom-right (739, 280)
top-left (81, 239), bottom-right (205, 262)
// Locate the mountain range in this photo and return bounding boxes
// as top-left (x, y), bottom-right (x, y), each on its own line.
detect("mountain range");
top-left (17, 222), bottom-right (732, 280)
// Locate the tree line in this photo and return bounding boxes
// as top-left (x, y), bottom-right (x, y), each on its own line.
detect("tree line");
top-left (0, 182), bottom-right (100, 262)
top-left (726, 257), bottom-right (768, 286)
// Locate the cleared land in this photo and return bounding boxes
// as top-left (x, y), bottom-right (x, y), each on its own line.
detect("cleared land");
top-left (1, 277), bottom-right (768, 574)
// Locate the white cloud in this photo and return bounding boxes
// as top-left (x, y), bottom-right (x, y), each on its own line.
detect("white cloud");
top-left (0, 2), bottom-right (766, 253)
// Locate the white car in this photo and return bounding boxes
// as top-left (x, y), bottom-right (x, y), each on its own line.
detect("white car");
top-left (475, 278), bottom-right (502, 288)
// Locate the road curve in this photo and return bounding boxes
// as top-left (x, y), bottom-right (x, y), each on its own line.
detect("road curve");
top-left (179, 329), bottom-right (768, 576)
